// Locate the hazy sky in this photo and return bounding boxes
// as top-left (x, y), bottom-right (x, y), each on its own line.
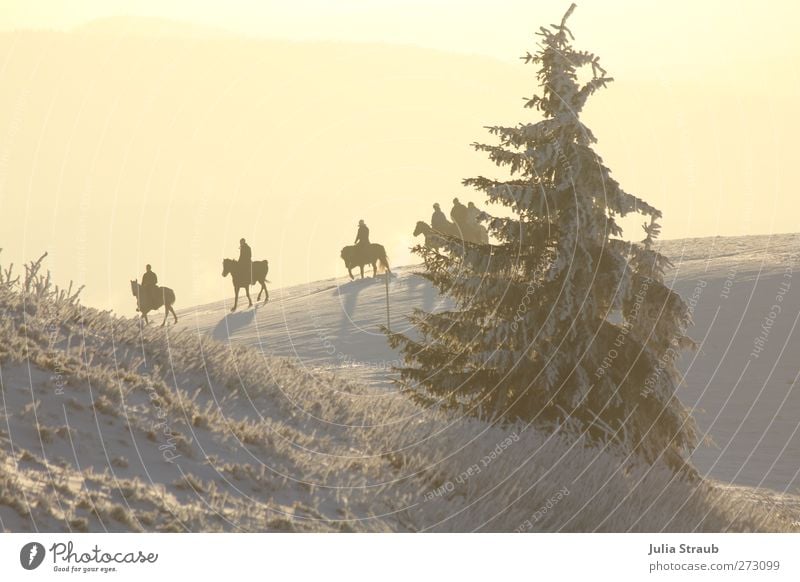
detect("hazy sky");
top-left (3, 0), bottom-right (800, 69)
top-left (1, 1), bottom-right (799, 313)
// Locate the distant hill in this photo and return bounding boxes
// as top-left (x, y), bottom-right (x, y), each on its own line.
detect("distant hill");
top-left (73, 15), bottom-right (238, 39)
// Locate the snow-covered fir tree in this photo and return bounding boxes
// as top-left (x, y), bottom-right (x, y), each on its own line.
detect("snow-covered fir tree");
top-left (387, 4), bottom-right (698, 473)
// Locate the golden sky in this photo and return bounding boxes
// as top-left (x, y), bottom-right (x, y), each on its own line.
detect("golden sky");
top-left (4, 0), bottom-right (800, 69)
top-left (1, 1), bottom-right (799, 313)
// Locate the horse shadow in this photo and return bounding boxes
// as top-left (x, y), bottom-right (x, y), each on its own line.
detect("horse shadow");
top-left (404, 271), bottom-right (439, 313)
top-left (212, 305), bottom-right (258, 341)
top-left (335, 276), bottom-right (384, 336)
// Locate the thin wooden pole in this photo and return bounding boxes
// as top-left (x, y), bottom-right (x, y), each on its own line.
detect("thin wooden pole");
top-left (385, 273), bottom-right (391, 332)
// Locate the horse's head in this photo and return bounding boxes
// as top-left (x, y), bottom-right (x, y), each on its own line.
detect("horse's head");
top-left (130, 280), bottom-right (141, 311)
top-left (222, 259), bottom-right (234, 277)
top-left (413, 221), bottom-right (428, 237)
top-left (340, 247), bottom-right (352, 268)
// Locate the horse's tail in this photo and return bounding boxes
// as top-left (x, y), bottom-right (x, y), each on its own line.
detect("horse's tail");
top-left (165, 287), bottom-right (176, 307)
top-left (379, 247), bottom-right (391, 274)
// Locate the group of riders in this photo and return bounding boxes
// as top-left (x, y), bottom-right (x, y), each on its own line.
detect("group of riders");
top-left (349, 197), bottom-right (487, 256)
top-left (136, 199), bottom-right (488, 321)
top-left (429, 197), bottom-right (489, 245)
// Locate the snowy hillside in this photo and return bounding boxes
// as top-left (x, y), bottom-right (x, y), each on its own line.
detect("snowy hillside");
top-left (180, 266), bottom-right (449, 389)
top-left (658, 234), bottom-right (800, 492)
top-left (2, 237), bottom-right (800, 532)
top-left (181, 233), bottom-right (800, 493)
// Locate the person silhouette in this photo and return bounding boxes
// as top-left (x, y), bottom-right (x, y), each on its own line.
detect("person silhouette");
top-left (465, 201), bottom-right (483, 243)
top-left (431, 203), bottom-right (449, 233)
top-left (354, 219), bottom-right (370, 247)
top-left (141, 264), bottom-right (158, 308)
top-left (450, 197), bottom-right (468, 237)
top-left (239, 238), bottom-right (252, 284)
top-left (466, 201), bottom-right (479, 224)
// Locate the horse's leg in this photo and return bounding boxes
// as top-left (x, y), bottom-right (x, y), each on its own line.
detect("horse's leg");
top-left (347, 267), bottom-right (354, 280)
top-left (256, 279), bottom-right (266, 302)
top-left (170, 303), bottom-right (178, 323)
top-left (245, 285), bottom-right (252, 308)
top-left (232, 286), bottom-right (239, 312)
top-left (158, 295), bottom-right (170, 326)
top-left (359, 265), bottom-right (364, 279)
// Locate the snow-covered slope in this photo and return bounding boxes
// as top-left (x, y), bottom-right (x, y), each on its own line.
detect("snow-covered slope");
top-left (657, 234), bottom-right (800, 492)
top-left (180, 233), bottom-right (800, 493)
top-left (3, 236), bottom-right (800, 532)
top-left (179, 266), bottom-right (450, 389)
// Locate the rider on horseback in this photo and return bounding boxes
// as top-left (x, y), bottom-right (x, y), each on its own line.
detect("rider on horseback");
top-left (239, 238), bottom-right (252, 284)
top-left (141, 264), bottom-right (158, 308)
top-left (465, 201), bottom-right (486, 243)
top-left (431, 203), bottom-right (449, 233)
top-left (354, 219), bottom-right (370, 247)
top-left (450, 197), bottom-right (468, 234)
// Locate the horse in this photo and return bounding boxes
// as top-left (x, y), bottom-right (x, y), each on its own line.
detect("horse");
top-left (340, 243), bottom-right (391, 280)
top-left (414, 220), bottom-right (469, 248)
top-left (414, 220), bottom-right (488, 248)
top-left (464, 220), bottom-right (489, 245)
top-left (222, 258), bottom-right (269, 312)
top-left (130, 280), bottom-right (178, 326)
top-left (413, 221), bottom-right (449, 250)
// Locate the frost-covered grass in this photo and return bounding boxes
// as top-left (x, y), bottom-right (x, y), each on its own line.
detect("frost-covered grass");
top-left (0, 253), bottom-right (796, 532)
